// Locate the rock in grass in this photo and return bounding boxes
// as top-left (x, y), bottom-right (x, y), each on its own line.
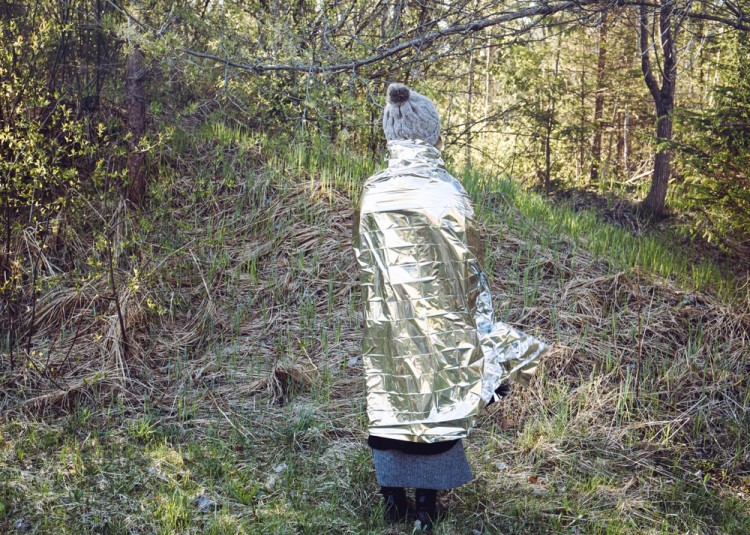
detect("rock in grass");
top-left (273, 463), bottom-right (287, 473)
top-left (13, 518), bottom-right (32, 531)
top-left (193, 494), bottom-right (220, 513)
top-left (265, 463), bottom-right (288, 491)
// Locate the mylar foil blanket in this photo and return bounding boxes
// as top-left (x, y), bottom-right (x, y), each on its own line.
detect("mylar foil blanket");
top-left (354, 139), bottom-right (548, 444)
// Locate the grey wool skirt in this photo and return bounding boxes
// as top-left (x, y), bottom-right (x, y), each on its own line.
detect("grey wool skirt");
top-left (372, 440), bottom-right (473, 490)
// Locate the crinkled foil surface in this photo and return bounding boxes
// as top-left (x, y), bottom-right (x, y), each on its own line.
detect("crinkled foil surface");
top-left (354, 139), bottom-right (548, 443)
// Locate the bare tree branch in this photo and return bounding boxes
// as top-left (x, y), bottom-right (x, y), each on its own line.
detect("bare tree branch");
top-left (640, 5), bottom-right (661, 104)
top-left (183, 0), bottom-right (606, 74)
top-left (620, 0), bottom-right (750, 31)
top-left (183, 0), bottom-right (750, 75)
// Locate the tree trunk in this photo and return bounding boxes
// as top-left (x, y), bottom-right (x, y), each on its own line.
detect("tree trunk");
top-left (642, 106), bottom-right (673, 214)
top-left (465, 38), bottom-right (475, 171)
top-left (579, 57), bottom-right (586, 179)
top-left (639, 2), bottom-right (679, 217)
top-left (126, 44), bottom-right (147, 206)
top-left (602, 97), bottom-right (619, 184)
top-left (544, 34), bottom-right (562, 194)
top-left (623, 111), bottom-right (630, 176)
top-left (544, 115), bottom-right (552, 193)
top-left (484, 43), bottom-right (493, 118)
top-left (590, 14), bottom-right (608, 183)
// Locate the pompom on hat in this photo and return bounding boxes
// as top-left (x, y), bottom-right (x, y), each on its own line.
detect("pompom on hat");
top-left (382, 83), bottom-right (441, 147)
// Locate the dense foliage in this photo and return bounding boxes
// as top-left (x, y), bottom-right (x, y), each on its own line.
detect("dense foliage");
top-left (677, 33), bottom-right (750, 254)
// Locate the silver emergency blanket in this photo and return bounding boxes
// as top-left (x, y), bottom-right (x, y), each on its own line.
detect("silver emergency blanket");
top-left (354, 139), bottom-right (548, 443)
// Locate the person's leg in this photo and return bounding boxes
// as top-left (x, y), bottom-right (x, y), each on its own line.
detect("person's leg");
top-left (380, 486), bottom-right (409, 522)
top-left (414, 488), bottom-right (438, 531)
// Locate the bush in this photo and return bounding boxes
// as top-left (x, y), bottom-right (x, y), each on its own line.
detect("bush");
top-left (0, 18), bottom-right (108, 364)
top-left (677, 34), bottom-right (750, 255)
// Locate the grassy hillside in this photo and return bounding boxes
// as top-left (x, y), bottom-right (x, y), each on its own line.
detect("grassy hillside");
top-left (1, 125), bottom-right (749, 534)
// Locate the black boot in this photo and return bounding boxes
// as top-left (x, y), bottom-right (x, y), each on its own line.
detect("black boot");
top-left (380, 486), bottom-right (408, 523)
top-left (414, 488), bottom-right (438, 531)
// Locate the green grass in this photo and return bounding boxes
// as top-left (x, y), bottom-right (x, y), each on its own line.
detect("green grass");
top-left (460, 169), bottom-right (741, 302)
top-left (3, 401), bottom-right (747, 534)
top-left (1, 125), bottom-right (748, 534)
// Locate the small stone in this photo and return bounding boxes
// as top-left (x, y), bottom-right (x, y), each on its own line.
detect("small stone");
top-left (193, 494), bottom-right (219, 513)
top-left (13, 519), bottom-right (32, 531)
top-left (265, 474), bottom-right (278, 491)
top-left (347, 357), bottom-right (360, 367)
top-left (273, 463), bottom-right (287, 473)
top-left (495, 461), bottom-right (509, 470)
top-left (533, 487), bottom-right (549, 495)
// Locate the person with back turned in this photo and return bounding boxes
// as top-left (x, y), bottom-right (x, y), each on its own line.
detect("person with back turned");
top-left (353, 83), bottom-right (548, 531)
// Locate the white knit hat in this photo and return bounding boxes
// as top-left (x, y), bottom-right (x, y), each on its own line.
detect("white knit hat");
top-left (382, 83), bottom-right (440, 147)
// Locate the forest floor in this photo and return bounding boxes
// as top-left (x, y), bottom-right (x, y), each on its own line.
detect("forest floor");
top-left (1, 127), bottom-right (749, 534)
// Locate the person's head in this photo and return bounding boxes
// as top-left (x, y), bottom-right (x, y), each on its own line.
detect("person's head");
top-left (382, 83), bottom-right (441, 148)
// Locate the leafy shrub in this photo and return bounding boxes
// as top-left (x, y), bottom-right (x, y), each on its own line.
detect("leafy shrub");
top-left (677, 34), bottom-right (750, 254)
top-left (0, 18), bottom-right (107, 362)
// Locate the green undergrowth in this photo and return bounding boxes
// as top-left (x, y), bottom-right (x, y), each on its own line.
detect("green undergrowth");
top-left (459, 170), bottom-right (743, 303)
top-left (1, 125), bottom-right (748, 534)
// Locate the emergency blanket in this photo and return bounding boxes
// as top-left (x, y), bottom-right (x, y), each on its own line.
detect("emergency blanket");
top-left (354, 139), bottom-right (548, 443)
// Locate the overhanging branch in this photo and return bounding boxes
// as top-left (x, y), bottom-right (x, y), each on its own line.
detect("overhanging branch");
top-left (183, 0), bottom-right (750, 75)
top-left (183, 0), bottom-right (603, 74)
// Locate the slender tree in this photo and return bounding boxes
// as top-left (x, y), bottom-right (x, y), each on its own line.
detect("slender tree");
top-left (590, 13), bottom-right (608, 183)
top-left (639, 1), bottom-right (680, 216)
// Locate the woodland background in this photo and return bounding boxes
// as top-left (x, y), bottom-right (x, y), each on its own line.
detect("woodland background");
top-left (1, 1), bottom-right (749, 534)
